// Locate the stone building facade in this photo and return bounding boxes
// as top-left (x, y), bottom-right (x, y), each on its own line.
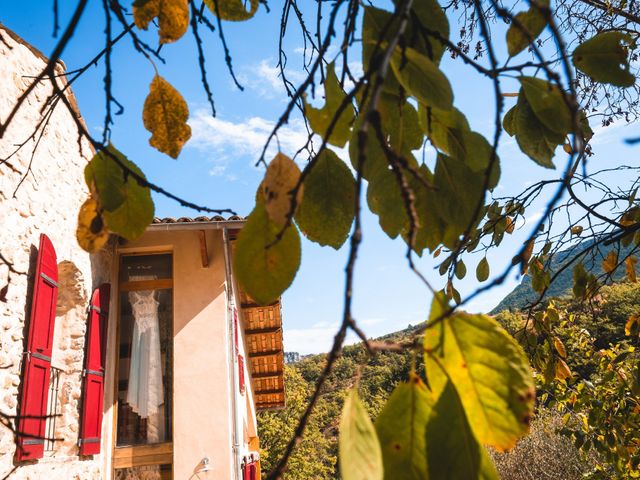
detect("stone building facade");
top-left (0, 26), bottom-right (284, 480)
top-left (0, 25), bottom-right (107, 479)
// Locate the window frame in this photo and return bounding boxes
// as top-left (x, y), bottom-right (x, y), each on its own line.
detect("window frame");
top-left (112, 252), bottom-right (174, 474)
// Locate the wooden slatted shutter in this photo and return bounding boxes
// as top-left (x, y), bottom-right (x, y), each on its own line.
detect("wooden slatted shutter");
top-left (78, 284), bottom-right (110, 455)
top-left (16, 234), bottom-right (58, 461)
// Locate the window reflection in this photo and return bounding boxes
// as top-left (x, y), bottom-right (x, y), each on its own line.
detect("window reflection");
top-left (117, 255), bottom-right (172, 446)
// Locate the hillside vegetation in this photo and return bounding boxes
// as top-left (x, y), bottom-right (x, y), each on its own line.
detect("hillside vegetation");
top-left (258, 281), bottom-right (640, 479)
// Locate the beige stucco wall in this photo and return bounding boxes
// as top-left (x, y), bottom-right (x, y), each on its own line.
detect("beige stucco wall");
top-left (110, 229), bottom-right (236, 479)
top-left (0, 25), bottom-right (108, 479)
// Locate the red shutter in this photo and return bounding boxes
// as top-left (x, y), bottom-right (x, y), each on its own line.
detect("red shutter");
top-left (78, 284), bottom-right (110, 455)
top-left (233, 307), bottom-right (239, 354)
top-left (16, 234), bottom-right (58, 461)
top-left (238, 354), bottom-right (246, 395)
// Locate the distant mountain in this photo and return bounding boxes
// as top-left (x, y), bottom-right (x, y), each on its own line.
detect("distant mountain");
top-left (491, 238), bottom-right (636, 314)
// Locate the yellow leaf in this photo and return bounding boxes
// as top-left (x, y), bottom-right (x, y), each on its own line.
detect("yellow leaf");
top-left (204, 0), bottom-right (259, 21)
top-left (263, 153), bottom-right (303, 227)
top-left (505, 216), bottom-right (515, 234)
top-left (133, 0), bottom-right (189, 43)
top-left (625, 315), bottom-right (639, 336)
top-left (76, 197), bottom-right (109, 253)
top-left (571, 225), bottom-right (583, 236)
top-left (143, 75), bottom-right (192, 158)
top-left (626, 255), bottom-right (638, 282)
top-left (602, 250), bottom-right (618, 274)
top-left (521, 239), bottom-right (534, 274)
top-left (553, 336), bottom-right (567, 358)
top-left (555, 357), bottom-right (572, 381)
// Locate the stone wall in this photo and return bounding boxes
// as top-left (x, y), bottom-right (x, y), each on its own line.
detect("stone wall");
top-left (0, 26), bottom-right (109, 479)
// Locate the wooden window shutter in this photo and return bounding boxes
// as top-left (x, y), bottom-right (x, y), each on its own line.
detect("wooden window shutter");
top-left (16, 234), bottom-right (58, 461)
top-left (238, 354), bottom-right (246, 395)
top-left (78, 284), bottom-right (110, 455)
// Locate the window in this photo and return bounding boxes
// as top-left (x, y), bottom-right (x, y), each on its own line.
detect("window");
top-left (114, 254), bottom-right (173, 476)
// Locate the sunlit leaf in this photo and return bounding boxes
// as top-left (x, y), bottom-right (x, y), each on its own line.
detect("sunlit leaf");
top-left (295, 149), bottom-right (355, 249)
top-left (506, 0), bottom-right (548, 56)
top-left (84, 145), bottom-right (154, 240)
top-left (304, 63), bottom-right (355, 148)
top-left (263, 153), bottom-right (303, 227)
top-left (76, 197), bottom-right (109, 253)
top-left (553, 336), bottom-right (567, 358)
top-left (573, 32), bottom-right (635, 87)
top-left (625, 315), bottom-right (639, 336)
top-left (426, 381), bottom-right (499, 480)
top-left (626, 255), bottom-right (638, 282)
top-left (234, 202), bottom-right (301, 305)
top-left (519, 76), bottom-right (571, 135)
top-left (390, 47), bottom-right (453, 111)
top-left (143, 75), bottom-right (192, 158)
top-left (340, 389), bottom-right (384, 480)
top-left (204, 0), bottom-right (259, 21)
top-left (133, 0), bottom-right (189, 43)
top-left (424, 293), bottom-right (535, 451)
top-left (602, 250), bottom-right (618, 274)
top-left (555, 357), bottom-right (573, 381)
top-left (476, 257), bottom-right (490, 282)
top-left (375, 374), bottom-right (433, 480)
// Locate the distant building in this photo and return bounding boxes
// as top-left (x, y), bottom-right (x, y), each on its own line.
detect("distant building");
top-left (0, 25), bottom-right (285, 479)
top-left (284, 352), bottom-right (300, 364)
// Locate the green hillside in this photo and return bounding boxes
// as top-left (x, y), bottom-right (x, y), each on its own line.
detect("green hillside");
top-left (258, 281), bottom-right (640, 479)
top-left (491, 240), bottom-right (636, 314)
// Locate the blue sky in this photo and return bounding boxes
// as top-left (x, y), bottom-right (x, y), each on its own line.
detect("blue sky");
top-left (3, 2), bottom-right (637, 353)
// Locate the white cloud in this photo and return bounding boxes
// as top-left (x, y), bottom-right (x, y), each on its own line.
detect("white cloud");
top-left (284, 324), bottom-right (359, 355)
top-left (239, 59), bottom-right (307, 100)
top-left (188, 110), bottom-right (311, 171)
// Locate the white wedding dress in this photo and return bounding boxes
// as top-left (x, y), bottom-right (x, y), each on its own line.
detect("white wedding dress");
top-left (127, 288), bottom-right (165, 442)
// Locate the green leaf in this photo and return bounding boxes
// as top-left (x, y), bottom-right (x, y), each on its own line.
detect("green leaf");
top-left (424, 294), bottom-right (535, 450)
top-left (203, 0), bottom-right (259, 21)
top-left (506, 0), bottom-right (548, 56)
top-left (476, 257), bottom-right (490, 282)
top-left (84, 145), bottom-right (154, 240)
top-left (304, 63), bottom-right (355, 148)
top-left (573, 32), bottom-right (635, 87)
top-left (339, 389), bottom-right (384, 480)
top-left (375, 374), bottom-right (433, 480)
top-left (433, 154), bottom-right (485, 239)
top-left (361, 7), bottom-right (404, 94)
top-left (405, 165), bottom-right (444, 255)
top-left (390, 47), bottom-right (453, 111)
top-left (419, 104), bottom-right (470, 160)
top-left (143, 75), bottom-right (192, 158)
top-left (295, 149), bottom-right (355, 249)
top-left (367, 156), bottom-right (416, 239)
top-left (409, 0), bottom-right (450, 64)
top-left (503, 105), bottom-right (517, 137)
top-left (573, 262), bottom-right (589, 299)
top-left (381, 95), bottom-right (424, 153)
top-left (455, 260), bottom-right (467, 280)
top-left (519, 76), bottom-right (571, 135)
top-left (234, 203), bottom-right (301, 305)
top-left (348, 113), bottom-right (389, 180)
top-left (513, 91), bottom-right (563, 168)
top-left (427, 381), bottom-right (499, 480)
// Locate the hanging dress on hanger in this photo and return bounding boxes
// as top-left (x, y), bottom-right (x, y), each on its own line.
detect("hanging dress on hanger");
top-left (127, 286), bottom-right (164, 442)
